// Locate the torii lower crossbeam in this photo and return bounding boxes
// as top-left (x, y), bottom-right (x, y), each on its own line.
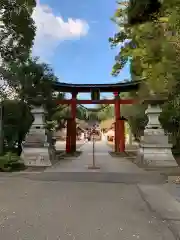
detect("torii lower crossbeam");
top-left (57, 99), bottom-right (135, 105)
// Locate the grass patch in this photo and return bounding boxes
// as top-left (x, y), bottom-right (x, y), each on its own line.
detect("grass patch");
top-left (0, 152), bottom-right (26, 172)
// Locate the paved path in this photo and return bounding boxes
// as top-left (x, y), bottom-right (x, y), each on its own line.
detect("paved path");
top-left (55, 140), bottom-right (85, 151)
top-left (47, 141), bottom-right (144, 173)
top-left (39, 141), bottom-right (166, 184)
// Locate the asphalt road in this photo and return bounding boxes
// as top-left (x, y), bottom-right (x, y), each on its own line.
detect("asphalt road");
top-left (0, 177), bottom-right (176, 240)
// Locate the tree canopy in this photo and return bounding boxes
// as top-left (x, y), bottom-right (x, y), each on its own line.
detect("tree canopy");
top-left (110, 0), bottom-right (180, 95)
top-left (110, 0), bottom-right (180, 147)
top-left (0, 0), bottom-right (36, 63)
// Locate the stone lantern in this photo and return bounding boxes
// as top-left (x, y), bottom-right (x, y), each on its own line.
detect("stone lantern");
top-left (138, 95), bottom-right (178, 167)
top-left (21, 94), bottom-right (53, 167)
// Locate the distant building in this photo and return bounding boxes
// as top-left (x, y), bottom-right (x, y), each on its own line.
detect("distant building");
top-left (54, 119), bottom-right (88, 141)
top-left (100, 119), bottom-right (115, 142)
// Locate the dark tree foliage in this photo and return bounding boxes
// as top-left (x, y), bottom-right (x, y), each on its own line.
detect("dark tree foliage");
top-left (2, 100), bottom-right (33, 155)
top-left (128, 0), bottom-right (162, 25)
top-left (0, 0), bottom-right (36, 63)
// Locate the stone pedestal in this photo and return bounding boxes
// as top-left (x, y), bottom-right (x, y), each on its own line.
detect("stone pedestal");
top-left (138, 103), bottom-right (178, 167)
top-left (21, 106), bottom-right (52, 167)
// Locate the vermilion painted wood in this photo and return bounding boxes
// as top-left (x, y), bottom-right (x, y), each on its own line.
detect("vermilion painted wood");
top-left (114, 98), bottom-right (121, 153)
top-left (62, 97), bottom-right (138, 153)
top-left (66, 119), bottom-right (71, 153)
top-left (119, 119), bottom-right (125, 152)
top-left (57, 99), bottom-right (137, 105)
top-left (70, 92), bottom-right (77, 153)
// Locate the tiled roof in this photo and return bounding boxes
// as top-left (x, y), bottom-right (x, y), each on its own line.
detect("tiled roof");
top-left (52, 80), bottom-right (140, 93)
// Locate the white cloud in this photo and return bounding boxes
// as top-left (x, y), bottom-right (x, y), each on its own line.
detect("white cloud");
top-left (32, 3), bottom-right (89, 60)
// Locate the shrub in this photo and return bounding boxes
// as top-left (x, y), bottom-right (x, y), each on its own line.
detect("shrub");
top-left (0, 152), bottom-right (25, 172)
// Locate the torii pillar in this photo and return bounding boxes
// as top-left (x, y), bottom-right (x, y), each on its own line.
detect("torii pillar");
top-left (114, 92), bottom-right (120, 152)
top-left (66, 118), bottom-right (72, 153)
top-left (65, 92), bottom-right (77, 153)
top-left (71, 91), bottom-right (77, 153)
top-left (119, 117), bottom-right (125, 152)
top-left (113, 92), bottom-right (126, 152)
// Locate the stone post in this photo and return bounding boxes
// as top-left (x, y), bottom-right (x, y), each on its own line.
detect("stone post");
top-left (138, 99), bottom-right (178, 167)
top-left (21, 105), bottom-right (52, 167)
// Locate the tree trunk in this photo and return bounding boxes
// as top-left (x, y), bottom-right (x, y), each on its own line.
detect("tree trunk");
top-left (17, 138), bottom-right (22, 156)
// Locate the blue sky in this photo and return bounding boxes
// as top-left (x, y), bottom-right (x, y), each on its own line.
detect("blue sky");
top-left (32, 0), bottom-right (130, 100)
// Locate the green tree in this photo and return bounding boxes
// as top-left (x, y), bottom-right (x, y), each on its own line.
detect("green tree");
top-left (0, 0), bottom-right (36, 63)
top-left (0, 58), bottom-right (67, 152)
top-left (2, 57), bottom-right (64, 110)
top-left (51, 104), bottom-right (89, 130)
top-left (109, 0), bottom-right (180, 95)
top-left (63, 105), bottom-right (89, 120)
top-left (2, 99), bottom-right (33, 155)
top-left (96, 104), bottom-right (114, 121)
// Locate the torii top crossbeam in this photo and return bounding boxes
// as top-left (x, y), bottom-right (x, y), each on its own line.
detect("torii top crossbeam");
top-left (52, 81), bottom-right (140, 93)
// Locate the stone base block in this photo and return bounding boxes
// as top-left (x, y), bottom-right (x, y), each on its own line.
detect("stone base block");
top-left (21, 147), bottom-right (52, 167)
top-left (143, 134), bottom-right (169, 145)
top-left (138, 146), bottom-right (178, 167)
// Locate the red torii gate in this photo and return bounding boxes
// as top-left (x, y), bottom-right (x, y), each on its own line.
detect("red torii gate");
top-left (52, 81), bottom-right (140, 153)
